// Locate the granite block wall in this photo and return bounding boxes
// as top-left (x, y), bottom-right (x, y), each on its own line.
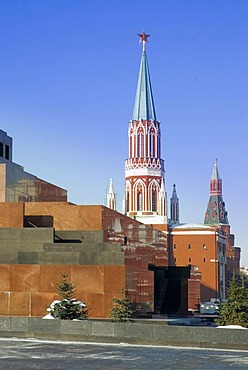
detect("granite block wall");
top-left (0, 264), bottom-right (126, 318)
top-left (0, 318), bottom-right (248, 350)
top-left (0, 203), bottom-right (169, 317)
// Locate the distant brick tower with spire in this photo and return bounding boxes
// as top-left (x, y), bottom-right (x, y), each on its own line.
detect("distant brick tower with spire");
top-left (204, 160), bottom-right (229, 228)
top-left (204, 160), bottom-right (240, 280)
top-left (170, 184), bottom-right (179, 223)
top-left (124, 32), bottom-right (167, 225)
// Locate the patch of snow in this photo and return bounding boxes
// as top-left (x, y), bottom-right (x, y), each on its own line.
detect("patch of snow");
top-left (77, 302), bottom-right (87, 308)
top-left (47, 300), bottom-right (61, 311)
top-left (216, 325), bottom-right (248, 329)
top-left (173, 223), bottom-right (212, 229)
top-left (42, 314), bottom-right (58, 320)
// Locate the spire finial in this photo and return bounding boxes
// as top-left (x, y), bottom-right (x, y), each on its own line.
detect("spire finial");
top-left (137, 31), bottom-right (150, 52)
top-left (212, 159), bottom-right (220, 180)
top-left (132, 31), bottom-right (156, 120)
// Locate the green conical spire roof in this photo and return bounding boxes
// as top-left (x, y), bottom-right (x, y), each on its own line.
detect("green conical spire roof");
top-left (211, 159), bottom-right (220, 180)
top-left (132, 45), bottom-right (156, 121)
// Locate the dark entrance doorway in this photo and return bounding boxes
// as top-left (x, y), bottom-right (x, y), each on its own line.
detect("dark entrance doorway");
top-left (149, 264), bottom-right (191, 315)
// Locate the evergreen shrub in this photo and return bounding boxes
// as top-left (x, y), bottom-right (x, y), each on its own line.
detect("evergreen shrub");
top-left (110, 289), bottom-right (134, 322)
top-left (46, 273), bottom-right (88, 320)
top-left (216, 275), bottom-right (248, 328)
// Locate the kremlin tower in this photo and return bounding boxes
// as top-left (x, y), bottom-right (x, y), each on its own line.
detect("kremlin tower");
top-left (123, 32), bottom-right (167, 225)
top-left (204, 160), bottom-right (229, 228)
top-left (204, 160), bottom-right (240, 278)
top-left (170, 184), bottom-right (179, 223)
top-left (106, 178), bottom-right (116, 211)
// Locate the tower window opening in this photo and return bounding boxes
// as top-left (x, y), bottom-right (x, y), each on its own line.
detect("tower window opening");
top-left (189, 258), bottom-right (191, 263)
top-left (0, 142), bottom-right (3, 157)
top-left (203, 244), bottom-right (207, 250)
top-left (152, 191), bottom-right (156, 211)
top-left (137, 192), bottom-right (143, 211)
top-left (188, 244), bottom-right (192, 250)
top-left (126, 193), bottom-right (130, 212)
top-left (173, 244), bottom-right (177, 250)
top-left (157, 136), bottom-right (160, 157)
top-left (129, 135), bottom-right (133, 157)
top-left (137, 133), bottom-right (144, 157)
top-left (5, 145), bottom-right (10, 160)
top-left (150, 135), bottom-right (155, 158)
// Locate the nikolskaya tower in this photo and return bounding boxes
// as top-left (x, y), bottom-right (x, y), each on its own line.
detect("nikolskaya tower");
top-left (123, 32), bottom-right (167, 225)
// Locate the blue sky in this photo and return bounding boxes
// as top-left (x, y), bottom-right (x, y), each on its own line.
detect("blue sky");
top-left (0, 1), bottom-right (247, 264)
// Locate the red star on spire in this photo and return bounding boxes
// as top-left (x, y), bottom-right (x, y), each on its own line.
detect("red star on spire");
top-left (137, 31), bottom-right (150, 43)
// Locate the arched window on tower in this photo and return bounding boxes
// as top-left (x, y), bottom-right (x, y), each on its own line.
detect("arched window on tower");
top-left (148, 180), bottom-right (159, 213)
top-left (150, 134), bottom-right (155, 158)
top-left (126, 193), bottom-right (130, 212)
top-left (137, 133), bottom-right (144, 157)
top-left (137, 192), bottom-right (143, 211)
top-left (129, 135), bottom-right (133, 157)
top-left (152, 191), bottom-right (156, 212)
top-left (157, 135), bottom-right (160, 158)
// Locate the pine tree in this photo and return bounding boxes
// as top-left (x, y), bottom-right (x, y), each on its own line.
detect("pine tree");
top-left (216, 275), bottom-right (248, 328)
top-left (110, 289), bottom-right (134, 322)
top-left (47, 274), bottom-right (88, 320)
top-left (56, 273), bottom-right (76, 300)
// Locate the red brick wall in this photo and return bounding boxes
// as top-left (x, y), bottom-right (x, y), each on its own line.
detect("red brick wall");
top-left (226, 246), bottom-right (241, 274)
top-left (171, 232), bottom-right (219, 302)
top-left (101, 207), bottom-right (168, 312)
top-left (188, 269), bottom-right (201, 310)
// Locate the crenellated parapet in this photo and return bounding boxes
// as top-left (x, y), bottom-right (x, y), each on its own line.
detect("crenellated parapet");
top-left (125, 157), bottom-right (164, 171)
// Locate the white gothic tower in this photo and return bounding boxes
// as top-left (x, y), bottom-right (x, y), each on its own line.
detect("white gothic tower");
top-left (106, 178), bottom-right (116, 211)
top-left (123, 32), bottom-right (167, 225)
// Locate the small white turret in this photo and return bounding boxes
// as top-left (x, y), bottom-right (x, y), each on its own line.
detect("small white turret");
top-left (106, 178), bottom-right (116, 211)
